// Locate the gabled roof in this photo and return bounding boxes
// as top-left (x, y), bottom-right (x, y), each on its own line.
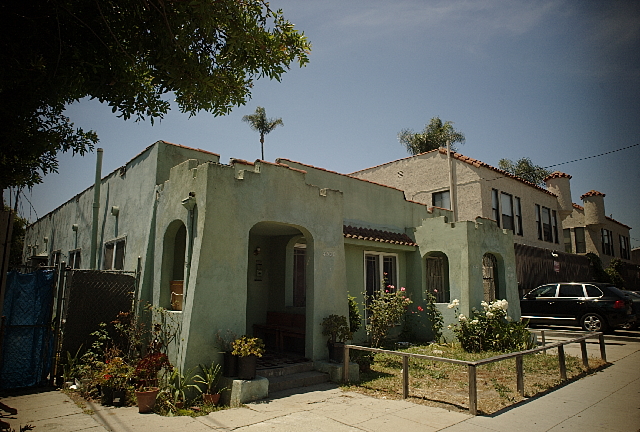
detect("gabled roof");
top-left (351, 148), bottom-right (557, 197)
top-left (343, 225), bottom-right (417, 246)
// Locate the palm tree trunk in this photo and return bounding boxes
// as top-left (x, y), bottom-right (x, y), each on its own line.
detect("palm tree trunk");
top-left (260, 134), bottom-right (265, 160)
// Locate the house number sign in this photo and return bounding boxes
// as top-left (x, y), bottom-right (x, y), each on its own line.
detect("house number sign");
top-left (323, 251), bottom-right (335, 257)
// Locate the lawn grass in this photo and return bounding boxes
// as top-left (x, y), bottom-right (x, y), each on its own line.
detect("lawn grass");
top-left (341, 343), bottom-right (607, 415)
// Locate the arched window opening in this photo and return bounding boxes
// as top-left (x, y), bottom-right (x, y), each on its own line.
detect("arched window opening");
top-left (170, 223), bottom-right (187, 311)
top-left (482, 253), bottom-right (499, 303)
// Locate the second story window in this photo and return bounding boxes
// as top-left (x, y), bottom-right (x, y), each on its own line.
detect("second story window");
top-left (575, 227), bottom-right (586, 253)
top-left (601, 229), bottom-right (614, 256)
top-left (500, 193), bottom-right (514, 231)
top-left (492, 189), bottom-right (500, 227)
top-left (620, 235), bottom-right (630, 260)
top-left (563, 229), bottom-right (572, 253)
top-left (514, 197), bottom-right (523, 236)
top-left (432, 190), bottom-right (450, 209)
top-left (536, 205), bottom-right (558, 243)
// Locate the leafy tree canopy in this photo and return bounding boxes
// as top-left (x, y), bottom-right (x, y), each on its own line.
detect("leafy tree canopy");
top-left (0, 0), bottom-right (310, 195)
top-left (398, 117), bottom-right (465, 155)
top-left (498, 157), bottom-right (551, 187)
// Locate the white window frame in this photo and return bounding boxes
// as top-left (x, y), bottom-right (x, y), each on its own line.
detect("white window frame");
top-left (103, 236), bottom-right (127, 270)
top-left (364, 251), bottom-right (399, 295)
top-left (432, 190), bottom-right (451, 210)
top-left (69, 249), bottom-right (82, 269)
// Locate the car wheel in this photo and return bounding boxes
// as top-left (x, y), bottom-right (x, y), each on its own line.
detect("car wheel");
top-left (581, 313), bottom-right (608, 332)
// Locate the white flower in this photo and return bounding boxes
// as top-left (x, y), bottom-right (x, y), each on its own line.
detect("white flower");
top-left (447, 303), bottom-right (455, 309)
top-left (486, 312), bottom-right (494, 319)
top-left (448, 299), bottom-right (460, 309)
top-left (433, 349), bottom-right (443, 354)
top-left (471, 319), bottom-right (479, 325)
top-left (447, 324), bottom-right (453, 330)
top-left (459, 314), bottom-right (467, 322)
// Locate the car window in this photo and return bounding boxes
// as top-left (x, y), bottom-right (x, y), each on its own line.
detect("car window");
top-left (585, 285), bottom-right (603, 298)
top-left (558, 284), bottom-right (585, 297)
top-left (528, 285), bottom-right (557, 298)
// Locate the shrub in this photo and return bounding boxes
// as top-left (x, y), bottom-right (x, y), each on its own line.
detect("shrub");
top-left (348, 295), bottom-right (362, 333)
top-left (448, 299), bottom-right (534, 353)
top-left (365, 288), bottom-right (412, 348)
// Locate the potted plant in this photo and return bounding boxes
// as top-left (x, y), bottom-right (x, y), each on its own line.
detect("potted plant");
top-left (193, 361), bottom-right (227, 405)
top-left (99, 357), bottom-right (132, 406)
top-left (216, 330), bottom-right (239, 377)
top-left (321, 315), bottom-right (353, 363)
top-left (134, 352), bottom-right (171, 413)
top-left (231, 336), bottom-right (265, 380)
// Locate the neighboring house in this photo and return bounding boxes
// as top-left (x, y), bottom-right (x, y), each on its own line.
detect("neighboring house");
top-left (350, 149), bottom-right (634, 290)
top-left (23, 141), bottom-right (520, 372)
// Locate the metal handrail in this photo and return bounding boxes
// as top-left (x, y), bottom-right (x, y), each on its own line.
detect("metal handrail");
top-left (344, 332), bottom-right (606, 415)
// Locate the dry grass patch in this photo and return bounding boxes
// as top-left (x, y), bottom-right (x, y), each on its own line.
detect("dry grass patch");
top-left (342, 343), bottom-right (607, 415)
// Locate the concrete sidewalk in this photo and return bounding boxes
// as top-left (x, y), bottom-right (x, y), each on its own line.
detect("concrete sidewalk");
top-left (1, 334), bottom-right (638, 432)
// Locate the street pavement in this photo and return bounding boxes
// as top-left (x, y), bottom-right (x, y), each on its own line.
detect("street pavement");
top-left (1, 330), bottom-right (639, 432)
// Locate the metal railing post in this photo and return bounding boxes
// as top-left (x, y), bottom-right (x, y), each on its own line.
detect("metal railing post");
top-left (468, 364), bottom-right (477, 415)
top-left (558, 345), bottom-right (567, 380)
top-left (402, 355), bottom-right (409, 399)
top-left (516, 355), bottom-right (524, 396)
top-left (598, 333), bottom-right (607, 362)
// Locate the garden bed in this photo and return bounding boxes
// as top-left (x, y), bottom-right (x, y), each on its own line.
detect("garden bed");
top-left (341, 343), bottom-right (607, 415)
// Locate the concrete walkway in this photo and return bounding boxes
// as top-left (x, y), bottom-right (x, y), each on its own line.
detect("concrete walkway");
top-left (2, 332), bottom-right (639, 432)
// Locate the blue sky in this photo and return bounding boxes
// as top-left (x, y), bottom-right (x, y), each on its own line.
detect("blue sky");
top-left (8, 0), bottom-right (640, 246)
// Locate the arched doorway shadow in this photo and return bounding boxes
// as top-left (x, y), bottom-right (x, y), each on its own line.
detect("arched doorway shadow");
top-left (247, 221), bottom-right (314, 358)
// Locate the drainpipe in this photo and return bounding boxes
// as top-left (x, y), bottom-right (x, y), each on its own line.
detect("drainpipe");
top-left (89, 148), bottom-right (103, 269)
top-left (446, 140), bottom-right (457, 222)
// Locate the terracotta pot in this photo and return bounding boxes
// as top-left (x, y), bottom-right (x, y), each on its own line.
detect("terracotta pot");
top-left (135, 387), bottom-right (159, 413)
top-left (237, 355), bottom-right (258, 380)
top-left (203, 393), bottom-right (221, 405)
top-left (223, 352), bottom-right (238, 377)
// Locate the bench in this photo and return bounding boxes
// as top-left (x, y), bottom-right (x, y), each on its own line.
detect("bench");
top-left (253, 311), bottom-right (305, 354)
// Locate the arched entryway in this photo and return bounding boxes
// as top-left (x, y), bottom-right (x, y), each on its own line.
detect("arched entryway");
top-left (161, 220), bottom-right (187, 310)
top-left (482, 253), bottom-right (499, 302)
top-left (246, 222), bottom-right (313, 357)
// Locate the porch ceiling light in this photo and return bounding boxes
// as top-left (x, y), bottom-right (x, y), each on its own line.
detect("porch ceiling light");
top-left (254, 247), bottom-right (261, 256)
top-left (182, 195), bottom-right (196, 211)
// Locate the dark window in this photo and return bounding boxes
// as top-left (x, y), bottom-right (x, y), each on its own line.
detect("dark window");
top-left (426, 255), bottom-right (449, 303)
top-left (529, 284), bottom-right (556, 298)
top-left (432, 190), bottom-right (450, 209)
top-left (69, 250), bottom-right (81, 269)
top-left (535, 205), bottom-right (542, 240)
top-left (585, 285), bottom-right (603, 297)
top-left (514, 197), bottom-right (523, 236)
top-left (104, 238), bottom-right (126, 270)
top-left (542, 207), bottom-right (552, 242)
top-left (365, 255), bottom-right (379, 299)
top-left (552, 210), bottom-right (559, 244)
top-left (601, 229), bottom-right (614, 256)
top-left (501, 193), bottom-right (514, 231)
top-left (383, 256), bottom-right (397, 290)
top-left (558, 284), bottom-right (584, 297)
top-left (575, 227), bottom-right (586, 253)
top-left (619, 235), bottom-right (630, 260)
top-left (563, 229), bottom-right (572, 253)
top-left (492, 189), bottom-right (500, 227)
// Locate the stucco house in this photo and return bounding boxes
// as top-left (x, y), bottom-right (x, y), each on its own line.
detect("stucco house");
top-left (350, 149), bottom-right (634, 290)
top-left (23, 141), bottom-right (521, 372)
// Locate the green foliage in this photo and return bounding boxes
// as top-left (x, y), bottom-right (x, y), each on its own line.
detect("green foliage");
top-left (231, 336), bottom-right (265, 357)
top-left (448, 299), bottom-right (534, 353)
top-left (0, 0), bottom-right (310, 191)
top-left (2, 206), bottom-right (28, 269)
top-left (497, 157), bottom-right (551, 187)
top-left (605, 258), bottom-right (625, 288)
top-left (348, 295), bottom-right (362, 333)
top-left (193, 362), bottom-right (225, 395)
top-left (586, 253), bottom-right (611, 283)
top-left (161, 366), bottom-right (197, 409)
top-left (398, 117), bottom-right (465, 155)
top-left (423, 290), bottom-right (444, 342)
top-left (365, 288), bottom-right (413, 348)
top-left (242, 106), bottom-right (284, 159)
top-left (321, 314), bottom-right (353, 344)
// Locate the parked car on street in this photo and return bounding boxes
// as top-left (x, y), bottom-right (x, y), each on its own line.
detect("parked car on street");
top-left (620, 291), bottom-right (640, 330)
top-left (520, 282), bottom-right (636, 332)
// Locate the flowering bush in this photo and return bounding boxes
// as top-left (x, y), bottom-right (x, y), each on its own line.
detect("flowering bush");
top-left (135, 352), bottom-right (172, 389)
top-left (365, 287), bottom-right (413, 348)
top-left (447, 299), bottom-right (533, 353)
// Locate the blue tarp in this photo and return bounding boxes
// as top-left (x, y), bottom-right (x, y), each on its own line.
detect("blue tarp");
top-left (1, 269), bottom-right (55, 389)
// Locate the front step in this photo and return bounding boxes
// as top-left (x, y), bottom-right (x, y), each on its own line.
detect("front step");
top-left (265, 370), bottom-right (330, 393)
top-left (257, 361), bottom-right (314, 378)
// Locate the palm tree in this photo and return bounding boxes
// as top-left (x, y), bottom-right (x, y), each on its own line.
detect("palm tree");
top-left (398, 117), bottom-right (465, 155)
top-left (242, 107), bottom-right (284, 160)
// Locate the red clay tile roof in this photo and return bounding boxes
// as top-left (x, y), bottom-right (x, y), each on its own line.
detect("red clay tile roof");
top-left (343, 225), bottom-right (417, 246)
top-left (544, 171), bottom-right (572, 181)
top-left (580, 190), bottom-right (605, 199)
top-left (572, 203), bottom-right (630, 229)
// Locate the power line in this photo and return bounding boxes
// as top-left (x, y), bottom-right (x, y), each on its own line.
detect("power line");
top-left (543, 143), bottom-right (639, 169)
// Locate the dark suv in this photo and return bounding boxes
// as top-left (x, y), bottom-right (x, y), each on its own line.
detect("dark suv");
top-left (520, 282), bottom-right (636, 332)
